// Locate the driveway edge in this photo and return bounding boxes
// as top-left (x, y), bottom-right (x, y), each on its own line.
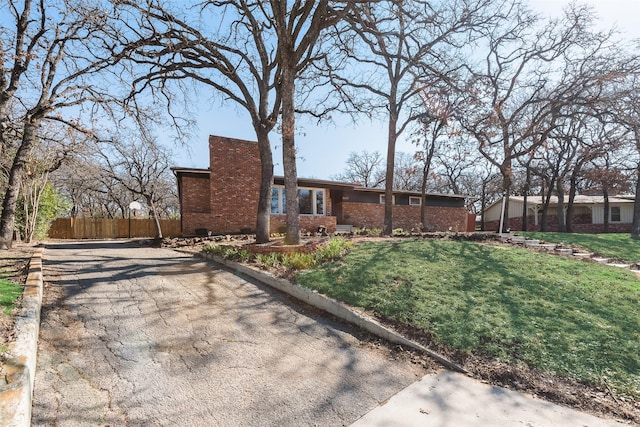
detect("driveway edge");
top-left (0, 248), bottom-right (44, 427)
top-left (199, 251), bottom-right (467, 374)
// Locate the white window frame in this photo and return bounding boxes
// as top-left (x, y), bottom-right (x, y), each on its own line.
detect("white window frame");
top-left (379, 194), bottom-right (396, 204)
top-left (271, 185), bottom-right (326, 216)
top-left (409, 196), bottom-right (422, 206)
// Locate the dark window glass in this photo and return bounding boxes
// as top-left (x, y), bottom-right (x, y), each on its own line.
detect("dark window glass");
top-left (271, 187), bottom-right (280, 214)
top-left (299, 189), bottom-right (312, 214)
top-left (316, 190), bottom-right (324, 215)
top-left (611, 206), bottom-right (621, 222)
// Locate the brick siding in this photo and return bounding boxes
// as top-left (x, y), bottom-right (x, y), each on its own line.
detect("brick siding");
top-left (340, 202), bottom-right (467, 232)
top-left (179, 135), bottom-right (468, 236)
top-left (180, 136), bottom-right (340, 236)
top-left (270, 215), bottom-right (337, 234)
top-left (182, 175), bottom-right (211, 213)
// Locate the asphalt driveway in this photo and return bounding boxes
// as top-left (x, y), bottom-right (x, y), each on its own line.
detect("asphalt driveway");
top-left (32, 240), bottom-right (426, 426)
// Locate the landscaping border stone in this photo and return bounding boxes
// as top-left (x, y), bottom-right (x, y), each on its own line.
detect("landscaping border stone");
top-left (0, 248), bottom-right (44, 427)
top-left (198, 251), bottom-right (467, 374)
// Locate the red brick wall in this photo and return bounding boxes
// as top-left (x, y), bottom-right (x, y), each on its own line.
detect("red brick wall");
top-left (340, 202), bottom-right (467, 232)
top-left (270, 215), bottom-right (337, 234)
top-left (208, 135), bottom-right (262, 233)
top-left (340, 202), bottom-right (384, 229)
top-left (180, 135), bottom-right (339, 236)
top-left (182, 175), bottom-right (211, 213)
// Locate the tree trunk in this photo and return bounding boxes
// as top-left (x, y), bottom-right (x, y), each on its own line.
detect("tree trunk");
top-left (281, 57), bottom-right (300, 245)
top-left (556, 181), bottom-right (566, 232)
top-left (147, 196), bottom-right (163, 239)
top-left (255, 128), bottom-right (274, 244)
top-left (383, 111), bottom-right (398, 236)
top-left (632, 163), bottom-right (640, 239)
top-left (540, 183), bottom-right (550, 232)
top-left (480, 181), bottom-right (487, 231)
top-left (0, 121), bottom-right (39, 248)
top-left (420, 164), bottom-right (428, 230)
top-left (500, 161), bottom-right (512, 232)
top-left (522, 162), bottom-right (531, 231)
top-left (603, 187), bottom-right (610, 233)
top-left (566, 172), bottom-right (579, 233)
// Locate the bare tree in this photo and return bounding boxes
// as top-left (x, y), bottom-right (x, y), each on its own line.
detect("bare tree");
top-left (18, 125), bottom-right (82, 242)
top-left (393, 152), bottom-right (421, 191)
top-left (601, 68), bottom-right (640, 238)
top-left (114, 0), bottom-right (281, 243)
top-left (98, 134), bottom-right (176, 239)
top-left (412, 89), bottom-right (458, 227)
top-left (456, 3), bottom-right (600, 232)
top-left (332, 150), bottom-right (385, 187)
top-left (115, 0), bottom-right (353, 244)
top-left (0, 0), bottom-right (130, 247)
top-left (329, 0), bottom-right (497, 235)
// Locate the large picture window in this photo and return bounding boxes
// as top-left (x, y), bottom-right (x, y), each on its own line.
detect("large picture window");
top-left (271, 186), bottom-right (325, 215)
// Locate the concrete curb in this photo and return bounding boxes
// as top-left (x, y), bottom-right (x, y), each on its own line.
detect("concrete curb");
top-left (198, 251), bottom-right (467, 374)
top-left (0, 248), bottom-right (44, 427)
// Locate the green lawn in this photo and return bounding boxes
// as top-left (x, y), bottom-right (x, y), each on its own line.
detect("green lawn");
top-left (521, 232), bottom-right (640, 264)
top-left (295, 239), bottom-right (640, 397)
top-left (0, 277), bottom-right (21, 315)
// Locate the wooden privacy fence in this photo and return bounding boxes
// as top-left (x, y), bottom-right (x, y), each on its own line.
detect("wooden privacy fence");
top-left (48, 218), bottom-right (181, 239)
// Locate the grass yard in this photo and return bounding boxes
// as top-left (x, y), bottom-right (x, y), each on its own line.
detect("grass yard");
top-left (522, 232), bottom-right (640, 264)
top-left (0, 278), bottom-right (21, 315)
top-left (295, 239), bottom-right (640, 397)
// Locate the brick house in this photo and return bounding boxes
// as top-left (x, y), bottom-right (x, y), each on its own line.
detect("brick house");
top-left (172, 135), bottom-right (469, 236)
top-left (483, 195), bottom-right (636, 233)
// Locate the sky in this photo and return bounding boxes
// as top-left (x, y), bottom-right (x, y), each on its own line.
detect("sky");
top-left (168, 0), bottom-right (640, 181)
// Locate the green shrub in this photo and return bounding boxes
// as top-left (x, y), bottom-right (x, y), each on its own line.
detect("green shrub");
top-left (257, 252), bottom-right (282, 268)
top-left (281, 252), bottom-right (316, 270)
top-left (205, 238), bottom-right (353, 271)
top-left (315, 237), bottom-right (354, 262)
top-left (202, 244), bottom-right (254, 262)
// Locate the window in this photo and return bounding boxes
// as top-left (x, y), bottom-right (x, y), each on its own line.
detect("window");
top-left (409, 196), bottom-right (421, 206)
top-left (611, 206), bottom-right (621, 222)
top-left (299, 189), bottom-right (313, 214)
top-left (271, 187), bottom-right (280, 214)
top-left (315, 190), bottom-right (324, 215)
top-left (271, 186), bottom-right (325, 215)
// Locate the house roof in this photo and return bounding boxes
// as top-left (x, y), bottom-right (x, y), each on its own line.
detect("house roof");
top-left (350, 186), bottom-right (467, 199)
top-left (172, 166), bottom-right (466, 200)
top-left (273, 176), bottom-right (466, 199)
top-left (509, 195), bottom-right (635, 205)
top-left (171, 167), bottom-right (211, 175)
top-left (273, 175), bottom-right (357, 191)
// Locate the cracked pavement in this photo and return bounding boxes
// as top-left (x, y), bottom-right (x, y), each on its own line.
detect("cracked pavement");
top-left (31, 240), bottom-right (427, 426)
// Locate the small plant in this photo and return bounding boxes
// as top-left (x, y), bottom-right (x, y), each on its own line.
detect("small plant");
top-left (315, 237), bottom-right (354, 262)
top-left (281, 252), bottom-right (316, 270)
top-left (257, 252), bottom-right (282, 268)
top-left (202, 244), bottom-right (254, 262)
top-left (232, 249), bottom-right (255, 262)
top-left (392, 228), bottom-right (409, 236)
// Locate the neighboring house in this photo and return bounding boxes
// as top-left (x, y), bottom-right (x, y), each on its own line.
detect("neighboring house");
top-left (483, 195), bottom-right (636, 233)
top-left (172, 135), bottom-right (470, 236)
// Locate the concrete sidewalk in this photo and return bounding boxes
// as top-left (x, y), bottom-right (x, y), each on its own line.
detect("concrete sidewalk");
top-left (351, 371), bottom-right (627, 427)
